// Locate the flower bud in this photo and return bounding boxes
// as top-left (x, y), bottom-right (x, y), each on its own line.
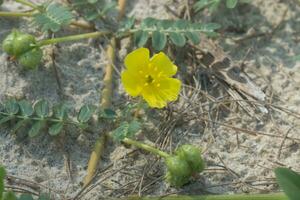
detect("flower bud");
top-left (18, 48), bottom-right (43, 70)
top-left (175, 144), bottom-right (205, 173)
top-left (165, 171), bottom-right (190, 187)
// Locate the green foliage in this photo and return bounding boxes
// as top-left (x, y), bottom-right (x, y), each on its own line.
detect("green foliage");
top-left (275, 167), bottom-right (300, 200)
top-left (77, 105), bottom-right (97, 123)
top-left (193, 0), bottom-right (243, 12)
top-left (111, 120), bottom-right (141, 142)
top-left (127, 18), bottom-right (220, 51)
top-left (0, 99), bottom-right (97, 138)
top-left (70, 0), bottom-right (116, 21)
top-left (33, 3), bottom-right (73, 32)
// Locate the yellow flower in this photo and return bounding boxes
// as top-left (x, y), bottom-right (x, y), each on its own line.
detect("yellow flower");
top-left (121, 48), bottom-right (181, 108)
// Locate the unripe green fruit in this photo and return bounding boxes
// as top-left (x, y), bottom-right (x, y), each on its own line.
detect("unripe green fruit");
top-left (175, 145), bottom-right (205, 173)
top-left (2, 30), bottom-right (36, 56)
top-left (2, 31), bottom-right (18, 55)
top-left (165, 171), bottom-right (190, 187)
top-left (165, 156), bottom-right (191, 177)
top-left (13, 33), bottom-right (36, 56)
top-left (165, 155), bottom-right (198, 186)
top-left (18, 48), bottom-right (43, 69)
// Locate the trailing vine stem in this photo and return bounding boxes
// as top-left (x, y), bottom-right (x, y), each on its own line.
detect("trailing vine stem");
top-left (37, 31), bottom-right (111, 46)
top-left (0, 111), bottom-right (79, 126)
top-left (122, 138), bottom-right (170, 159)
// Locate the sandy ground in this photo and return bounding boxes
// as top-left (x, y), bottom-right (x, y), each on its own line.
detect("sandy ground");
top-left (1, 0), bottom-right (300, 199)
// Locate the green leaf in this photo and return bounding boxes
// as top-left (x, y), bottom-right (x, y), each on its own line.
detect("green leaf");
top-left (275, 167), bottom-right (300, 200)
top-left (71, 0), bottom-right (116, 21)
top-left (5, 100), bottom-right (19, 115)
top-left (18, 100), bottom-right (33, 117)
top-left (0, 115), bottom-right (14, 125)
top-left (134, 30), bottom-right (149, 47)
top-left (33, 3), bottom-right (73, 32)
top-left (100, 108), bottom-right (116, 119)
top-left (3, 191), bottom-right (17, 200)
top-left (34, 100), bottom-right (50, 118)
top-left (0, 166), bottom-right (5, 198)
top-left (53, 103), bottom-right (68, 120)
top-left (185, 32), bottom-right (200, 44)
top-left (11, 119), bottom-right (28, 134)
top-left (169, 32), bottom-right (186, 47)
top-left (226, 0), bottom-right (238, 8)
top-left (49, 123), bottom-right (64, 136)
top-left (18, 194), bottom-right (34, 200)
top-left (28, 121), bottom-right (46, 138)
top-left (112, 121), bottom-right (129, 142)
top-left (193, 0), bottom-right (220, 12)
top-left (127, 120), bottom-right (141, 137)
top-left (77, 105), bottom-right (96, 123)
top-left (141, 17), bottom-right (157, 28)
top-left (152, 31), bottom-right (167, 51)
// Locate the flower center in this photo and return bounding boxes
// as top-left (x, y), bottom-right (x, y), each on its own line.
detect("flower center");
top-left (145, 75), bottom-right (154, 84)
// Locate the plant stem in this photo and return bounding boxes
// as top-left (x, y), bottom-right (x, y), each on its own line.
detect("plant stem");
top-left (118, 193), bottom-right (288, 200)
top-left (0, 11), bottom-right (34, 17)
top-left (15, 0), bottom-right (39, 10)
top-left (37, 31), bottom-right (110, 46)
top-left (122, 138), bottom-right (170, 159)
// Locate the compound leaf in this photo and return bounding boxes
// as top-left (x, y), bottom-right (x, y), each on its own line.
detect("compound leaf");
top-left (33, 3), bottom-right (73, 32)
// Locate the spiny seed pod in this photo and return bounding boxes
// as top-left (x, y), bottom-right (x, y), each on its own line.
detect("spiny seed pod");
top-left (18, 48), bottom-right (43, 70)
top-left (13, 33), bottom-right (36, 56)
top-left (2, 31), bottom-right (18, 56)
top-left (165, 156), bottom-right (192, 187)
top-left (2, 30), bottom-right (36, 56)
top-left (165, 171), bottom-right (190, 187)
top-left (175, 144), bottom-right (205, 173)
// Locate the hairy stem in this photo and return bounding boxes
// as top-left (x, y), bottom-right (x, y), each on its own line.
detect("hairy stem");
top-left (122, 138), bottom-right (170, 159)
top-left (37, 31), bottom-right (110, 46)
top-left (0, 11), bottom-right (34, 17)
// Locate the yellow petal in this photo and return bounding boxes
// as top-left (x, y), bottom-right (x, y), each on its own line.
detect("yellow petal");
top-left (141, 86), bottom-right (167, 108)
top-left (158, 78), bottom-right (181, 101)
top-left (141, 78), bottom-right (181, 108)
top-left (124, 48), bottom-right (150, 71)
top-left (121, 70), bottom-right (144, 97)
top-left (150, 52), bottom-right (177, 77)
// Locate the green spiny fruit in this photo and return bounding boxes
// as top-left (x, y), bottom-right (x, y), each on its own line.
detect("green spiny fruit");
top-left (2, 30), bottom-right (36, 56)
top-left (2, 31), bottom-right (18, 56)
top-left (13, 32), bottom-right (36, 56)
top-left (165, 156), bottom-right (192, 186)
top-left (18, 47), bottom-right (43, 69)
top-left (175, 144), bottom-right (205, 173)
